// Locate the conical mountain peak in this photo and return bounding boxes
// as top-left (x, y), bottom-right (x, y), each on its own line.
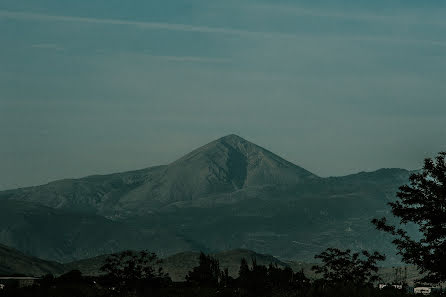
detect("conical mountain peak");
top-left (178, 134), bottom-right (277, 162)
top-left (213, 134), bottom-right (261, 156)
top-left (183, 135), bottom-right (312, 175)
top-left (150, 135), bottom-right (318, 203)
top-left (217, 134), bottom-right (249, 144)
top-left (3, 135), bottom-right (318, 213)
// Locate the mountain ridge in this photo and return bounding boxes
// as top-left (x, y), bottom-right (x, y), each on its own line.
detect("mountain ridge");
top-left (0, 135), bottom-right (413, 263)
top-left (0, 135), bottom-right (320, 215)
top-left (0, 135), bottom-right (408, 204)
top-left (0, 243), bottom-right (64, 276)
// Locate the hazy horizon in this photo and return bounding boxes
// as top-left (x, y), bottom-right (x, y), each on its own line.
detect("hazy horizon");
top-left (1, 0), bottom-right (445, 190)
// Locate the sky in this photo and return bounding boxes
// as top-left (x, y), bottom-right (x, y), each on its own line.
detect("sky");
top-left (0, 0), bottom-right (445, 190)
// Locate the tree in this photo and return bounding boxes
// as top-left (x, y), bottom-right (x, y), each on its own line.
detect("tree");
top-left (186, 252), bottom-right (221, 287)
top-left (312, 248), bottom-right (385, 286)
top-left (220, 267), bottom-right (234, 288)
top-left (238, 258), bottom-right (250, 285)
top-left (373, 151), bottom-right (446, 283)
top-left (293, 268), bottom-right (310, 288)
top-left (237, 258), bottom-right (271, 297)
top-left (249, 258), bottom-right (269, 288)
top-left (268, 264), bottom-right (295, 288)
top-left (58, 270), bottom-right (83, 282)
top-left (100, 250), bottom-right (168, 289)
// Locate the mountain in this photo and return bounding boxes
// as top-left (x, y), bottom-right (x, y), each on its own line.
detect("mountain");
top-left (0, 200), bottom-right (195, 262)
top-left (0, 135), bottom-right (317, 216)
top-left (0, 135), bottom-right (412, 263)
top-left (0, 168), bottom-right (155, 216)
top-left (0, 243), bottom-right (64, 276)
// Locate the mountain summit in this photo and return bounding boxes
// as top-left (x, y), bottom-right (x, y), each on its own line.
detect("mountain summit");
top-left (1, 135), bottom-right (316, 214)
top-left (168, 134), bottom-right (317, 193)
top-left (112, 134), bottom-right (318, 210)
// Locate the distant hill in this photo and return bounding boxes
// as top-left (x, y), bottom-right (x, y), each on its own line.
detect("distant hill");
top-left (163, 249), bottom-right (290, 281)
top-left (0, 135), bottom-right (412, 263)
top-left (65, 248), bottom-right (423, 285)
top-left (0, 244), bottom-right (64, 276)
top-left (65, 249), bottom-right (289, 281)
top-left (0, 242), bottom-right (424, 285)
top-left (0, 200), bottom-right (195, 262)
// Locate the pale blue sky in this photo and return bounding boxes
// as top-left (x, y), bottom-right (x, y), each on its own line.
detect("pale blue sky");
top-left (1, 0), bottom-right (445, 190)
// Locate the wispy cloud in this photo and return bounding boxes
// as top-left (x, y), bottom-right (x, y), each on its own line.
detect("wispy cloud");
top-left (0, 10), bottom-right (263, 37)
top-left (252, 4), bottom-right (446, 26)
top-left (149, 55), bottom-right (230, 64)
top-left (31, 43), bottom-right (64, 51)
top-left (87, 51), bottom-right (230, 64)
top-left (1, 10), bottom-right (445, 47)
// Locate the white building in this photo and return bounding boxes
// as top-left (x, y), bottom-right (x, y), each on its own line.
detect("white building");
top-left (379, 284), bottom-right (403, 290)
top-left (414, 287), bottom-right (432, 295)
top-left (0, 277), bottom-right (39, 288)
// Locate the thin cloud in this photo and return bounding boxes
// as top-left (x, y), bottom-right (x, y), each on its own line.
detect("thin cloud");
top-left (31, 43), bottom-right (64, 51)
top-left (0, 10), bottom-right (267, 37)
top-left (253, 4), bottom-right (446, 26)
top-left (150, 55), bottom-right (230, 64)
top-left (292, 241), bottom-right (326, 248)
top-left (89, 51), bottom-right (231, 64)
top-left (1, 10), bottom-right (445, 47)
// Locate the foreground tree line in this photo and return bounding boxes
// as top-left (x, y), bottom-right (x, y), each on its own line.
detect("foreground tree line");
top-left (0, 249), bottom-right (408, 297)
top-left (1, 152), bottom-right (445, 297)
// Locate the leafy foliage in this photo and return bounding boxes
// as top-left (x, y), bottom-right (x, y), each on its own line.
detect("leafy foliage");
top-left (312, 248), bottom-right (385, 285)
top-left (185, 252), bottom-right (222, 287)
top-left (238, 257), bottom-right (310, 297)
top-left (0, 251), bottom-right (430, 297)
top-left (373, 152), bottom-right (446, 283)
top-left (100, 250), bottom-right (168, 289)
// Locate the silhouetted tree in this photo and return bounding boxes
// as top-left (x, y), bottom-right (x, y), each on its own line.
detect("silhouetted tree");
top-left (38, 273), bottom-right (55, 288)
top-left (373, 152), bottom-right (446, 283)
top-left (186, 252), bottom-right (221, 287)
top-left (237, 258), bottom-right (271, 297)
top-left (220, 267), bottom-right (234, 288)
top-left (268, 264), bottom-right (293, 288)
top-left (100, 250), bottom-right (168, 290)
top-left (293, 268), bottom-right (310, 288)
top-left (250, 258), bottom-right (269, 287)
top-left (312, 248), bottom-right (385, 286)
top-left (58, 270), bottom-right (83, 282)
top-left (238, 258), bottom-right (250, 285)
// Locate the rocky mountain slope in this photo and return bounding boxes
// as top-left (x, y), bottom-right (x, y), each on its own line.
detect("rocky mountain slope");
top-left (0, 200), bottom-right (194, 262)
top-left (0, 135), bottom-right (412, 263)
top-left (0, 244), bottom-right (64, 276)
top-left (0, 135), bottom-right (317, 216)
